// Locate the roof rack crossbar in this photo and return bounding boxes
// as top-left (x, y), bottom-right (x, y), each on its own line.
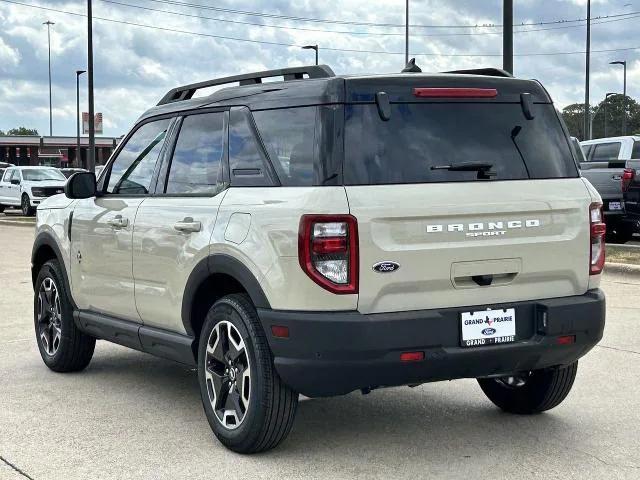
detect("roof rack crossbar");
top-left (157, 65), bottom-right (335, 105)
top-left (444, 68), bottom-right (513, 78)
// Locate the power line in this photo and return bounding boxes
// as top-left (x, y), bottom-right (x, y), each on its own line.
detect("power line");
top-left (100, 0), bottom-right (640, 38)
top-left (142, 0), bottom-right (640, 29)
top-left (1, 0), bottom-right (640, 58)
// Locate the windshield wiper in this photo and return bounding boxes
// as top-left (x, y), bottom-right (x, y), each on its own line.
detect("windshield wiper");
top-left (431, 162), bottom-right (496, 180)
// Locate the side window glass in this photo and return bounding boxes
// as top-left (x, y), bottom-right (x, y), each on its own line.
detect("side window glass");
top-left (228, 108), bottom-right (274, 186)
top-left (592, 142), bottom-right (621, 162)
top-left (165, 112), bottom-right (225, 195)
top-left (632, 141), bottom-right (640, 159)
top-left (106, 119), bottom-right (171, 194)
top-left (253, 107), bottom-right (318, 186)
top-left (2, 169), bottom-right (11, 182)
top-left (11, 170), bottom-right (21, 182)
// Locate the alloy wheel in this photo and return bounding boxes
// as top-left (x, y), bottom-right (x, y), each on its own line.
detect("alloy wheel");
top-left (204, 320), bottom-right (251, 429)
top-left (37, 277), bottom-right (62, 356)
top-left (22, 196), bottom-right (29, 216)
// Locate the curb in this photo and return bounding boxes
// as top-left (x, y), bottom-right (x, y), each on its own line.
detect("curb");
top-left (604, 262), bottom-right (640, 278)
top-left (0, 220), bottom-right (35, 228)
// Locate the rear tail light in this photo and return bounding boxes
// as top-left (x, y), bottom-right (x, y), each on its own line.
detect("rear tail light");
top-left (589, 203), bottom-right (606, 275)
top-left (298, 215), bottom-right (358, 294)
top-left (622, 168), bottom-right (635, 192)
top-left (413, 87), bottom-right (498, 98)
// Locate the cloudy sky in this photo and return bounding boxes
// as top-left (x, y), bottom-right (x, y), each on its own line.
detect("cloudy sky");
top-left (0, 0), bottom-right (638, 137)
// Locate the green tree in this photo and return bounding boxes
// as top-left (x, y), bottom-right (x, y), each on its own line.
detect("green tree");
top-left (561, 103), bottom-right (588, 140)
top-left (590, 94), bottom-right (640, 139)
top-left (5, 127), bottom-right (39, 136)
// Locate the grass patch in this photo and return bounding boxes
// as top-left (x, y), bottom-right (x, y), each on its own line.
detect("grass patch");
top-left (607, 249), bottom-right (640, 265)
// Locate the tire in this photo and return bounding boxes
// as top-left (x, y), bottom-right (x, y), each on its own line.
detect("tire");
top-left (605, 229), bottom-right (633, 244)
top-left (197, 294), bottom-right (298, 454)
top-left (21, 194), bottom-right (34, 216)
top-left (34, 259), bottom-right (96, 372)
top-left (478, 362), bottom-right (578, 414)
top-left (0, 205), bottom-right (5, 213)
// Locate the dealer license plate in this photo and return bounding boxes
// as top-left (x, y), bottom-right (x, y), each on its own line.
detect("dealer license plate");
top-left (461, 308), bottom-right (516, 347)
top-left (609, 201), bottom-right (622, 211)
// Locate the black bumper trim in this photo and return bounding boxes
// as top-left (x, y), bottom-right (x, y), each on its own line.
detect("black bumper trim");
top-left (257, 290), bottom-right (605, 397)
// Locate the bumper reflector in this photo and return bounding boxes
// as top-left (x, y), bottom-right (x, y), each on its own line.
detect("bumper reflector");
top-left (556, 335), bottom-right (576, 345)
top-left (400, 351), bottom-right (425, 362)
top-left (271, 325), bottom-right (290, 338)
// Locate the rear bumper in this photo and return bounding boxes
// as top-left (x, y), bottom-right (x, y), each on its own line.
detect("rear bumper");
top-left (258, 290), bottom-right (605, 397)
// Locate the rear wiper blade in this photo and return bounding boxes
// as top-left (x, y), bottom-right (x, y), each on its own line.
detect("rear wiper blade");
top-left (431, 162), bottom-right (496, 179)
top-left (431, 162), bottom-right (493, 172)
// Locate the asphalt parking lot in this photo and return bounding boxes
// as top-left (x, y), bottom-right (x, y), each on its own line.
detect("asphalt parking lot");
top-left (1, 224), bottom-right (639, 480)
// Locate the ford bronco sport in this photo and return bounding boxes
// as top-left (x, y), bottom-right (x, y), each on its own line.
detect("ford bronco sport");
top-left (32, 64), bottom-right (606, 454)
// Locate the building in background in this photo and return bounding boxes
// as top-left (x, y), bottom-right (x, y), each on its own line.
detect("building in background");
top-left (0, 135), bottom-right (120, 168)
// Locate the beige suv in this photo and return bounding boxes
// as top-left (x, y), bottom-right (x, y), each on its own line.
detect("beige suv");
top-left (31, 64), bottom-right (606, 454)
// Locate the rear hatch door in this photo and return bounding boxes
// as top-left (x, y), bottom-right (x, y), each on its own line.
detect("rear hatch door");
top-left (343, 76), bottom-right (592, 314)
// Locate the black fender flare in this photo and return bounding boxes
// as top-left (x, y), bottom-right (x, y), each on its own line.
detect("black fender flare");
top-left (31, 231), bottom-right (76, 308)
top-left (181, 254), bottom-right (271, 336)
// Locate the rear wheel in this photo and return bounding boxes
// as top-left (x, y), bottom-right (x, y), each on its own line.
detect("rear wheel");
top-left (34, 259), bottom-right (95, 372)
top-left (21, 194), bottom-right (34, 216)
top-left (0, 205), bottom-right (5, 213)
top-left (198, 294), bottom-right (298, 453)
top-left (478, 362), bottom-right (578, 414)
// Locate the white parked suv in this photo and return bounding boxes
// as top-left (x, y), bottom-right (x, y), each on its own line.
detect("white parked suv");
top-left (0, 166), bottom-right (66, 216)
top-left (31, 65), bottom-right (606, 453)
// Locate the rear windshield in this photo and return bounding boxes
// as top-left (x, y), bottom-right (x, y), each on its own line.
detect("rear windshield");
top-left (344, 103), bottom-right (578, 185)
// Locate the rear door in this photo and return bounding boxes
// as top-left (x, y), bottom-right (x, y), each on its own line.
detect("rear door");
top-left (580, 141), bottom-right (624, 213)
top-left (70, 118), bottom-right (171, 321)
top-left (133, 111), bottom-right (228, 334)
top-left (342, 84), bottom-right (591, 314)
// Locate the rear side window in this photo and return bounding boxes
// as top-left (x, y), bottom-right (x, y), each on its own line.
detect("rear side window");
top-left (107, 119), bottom-right (171, 194)
top-left (253, 107), bottom-right (317, 186)
top-left (165, 112), bottom-right (225, 195)
top-left (632, 141), bottom-right (640, 159)
top-left (344, 103), bottom-right (578, 185)
top-left (591, 142), bottom-right (621, 162)
top-left (229, 108), bottom-right (274, 186)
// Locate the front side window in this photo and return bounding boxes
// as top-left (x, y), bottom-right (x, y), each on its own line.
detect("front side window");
top-left (591, 142), bottom-right (621, 162)
top-left (165, 112), bottom-right (225, 195)
top-left (632, 141), bottom-right (640, 159)
top-left (253, 107), bottom-right (317, 186)
top-left (11, 170), bottom-right (21, 182)
top-left (106, 118), bottom-right (171, 194)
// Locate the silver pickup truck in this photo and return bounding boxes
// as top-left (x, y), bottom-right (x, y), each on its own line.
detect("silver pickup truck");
top-left (578, 136), bottom-right (640, 243)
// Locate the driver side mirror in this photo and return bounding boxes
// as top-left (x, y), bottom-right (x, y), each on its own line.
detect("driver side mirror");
top-left (10, 178), bottom-right (20, 185)
top-left (65, 171), bottom-right (96, 199)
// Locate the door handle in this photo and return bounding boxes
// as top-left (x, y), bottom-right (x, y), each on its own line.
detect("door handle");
top-left (174, 217), bottom-right (201, 233)
top-left (107, 215), bottom-right (129, 229)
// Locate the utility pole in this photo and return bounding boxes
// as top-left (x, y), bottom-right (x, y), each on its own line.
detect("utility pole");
top-left (43, 21), bottom-right (55, 137)
top-left (405, 0), bottom-right (409, 66)
top-left (584, 0), bottom-right (591, 140)
top-left (76, 70), bottom-right (86, 168)
top-left (503, 0), bottom-right (513, 75)
top-left (87, 0), bottom-right (96, 173)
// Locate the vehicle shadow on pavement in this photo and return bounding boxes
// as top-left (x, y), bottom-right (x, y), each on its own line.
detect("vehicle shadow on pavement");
top-left (79, 347), bottom-right (579, 463)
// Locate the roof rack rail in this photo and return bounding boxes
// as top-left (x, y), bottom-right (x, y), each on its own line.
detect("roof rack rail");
top-left (444, 68), bottom-right (513, 78)
top-left (157, 65), bottom-right (335, 106)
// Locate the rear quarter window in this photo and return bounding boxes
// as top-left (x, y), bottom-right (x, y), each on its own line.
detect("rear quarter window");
top-left (632, 141), bottom-right (640, 159)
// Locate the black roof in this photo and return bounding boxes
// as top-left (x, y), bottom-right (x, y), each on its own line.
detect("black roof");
top-left (138, 65), bottom-right (552, 123)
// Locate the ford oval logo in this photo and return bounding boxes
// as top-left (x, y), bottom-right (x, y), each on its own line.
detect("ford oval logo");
top-left (372, 261), bottom-right (400, 273)
top-left (482, 328), bottom-right (496, 336)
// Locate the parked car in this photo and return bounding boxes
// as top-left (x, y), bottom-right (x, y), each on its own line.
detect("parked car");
top-left (60, 167), bottom-right (88, 178)
top-left (0, 166), bottom-right (67, 215)
top-left (31, 64), bottom-right (606, 454)
top-left (579, 136), bottom-right (640, 242)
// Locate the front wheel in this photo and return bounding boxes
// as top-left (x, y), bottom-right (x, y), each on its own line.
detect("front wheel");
top-left (21, 194), bottom-right (34, 216)
top-left (198, 294), bottom-right (298, 454)
top-left (478, 362), bottom-right (578, 414)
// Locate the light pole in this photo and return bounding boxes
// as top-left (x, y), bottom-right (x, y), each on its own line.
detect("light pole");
top-left (76, 70), bottom-right (86, 168)
top-left (584, 0), bottom-right (591, 140)
top-left (302, 45), bottom-right (318, 65)
top-left (43, 20), bottom-right (55, 137)
top-left (503, 0), bottom-right (513, 75)
top-left (405, 0), bottom-right (409, 66)
top-left (610, 60), bottom-right (627, 135)
top-left (87, 0), bottom-right (95, 173)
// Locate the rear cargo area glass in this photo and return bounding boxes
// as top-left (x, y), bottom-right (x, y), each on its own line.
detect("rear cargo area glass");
top-left (344, 103), bottom-right (578, 185)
